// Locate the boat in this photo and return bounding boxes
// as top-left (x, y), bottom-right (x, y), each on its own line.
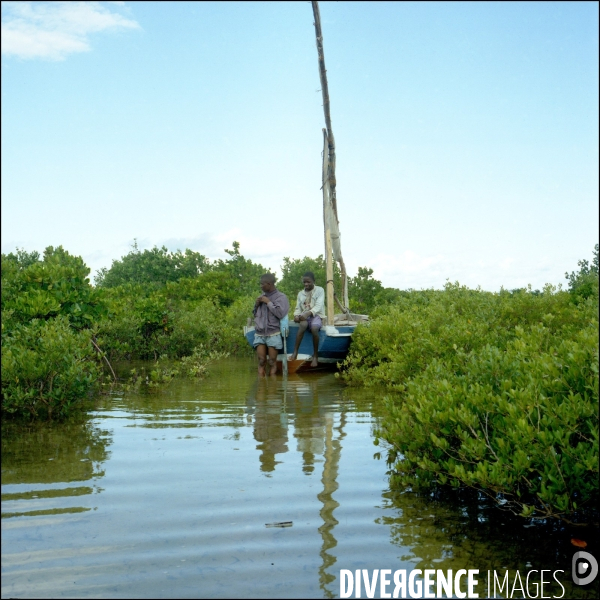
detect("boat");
top-left (244, 319), bottom-right (361, 373)
top-left (244, 1), bottom-right (367, 372)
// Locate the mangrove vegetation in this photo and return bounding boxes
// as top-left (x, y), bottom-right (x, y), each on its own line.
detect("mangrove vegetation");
top-left (2, 242), bottom-right (598, 525)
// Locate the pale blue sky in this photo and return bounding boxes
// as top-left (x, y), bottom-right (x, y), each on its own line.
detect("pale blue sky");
top-left (2, 1), bottom-right (598, 290)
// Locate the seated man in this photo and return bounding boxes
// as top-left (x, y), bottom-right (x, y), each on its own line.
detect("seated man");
top-left (290, 271), bottom-right (325, 367)
top-left (253, 273), bottom-right (290, 376)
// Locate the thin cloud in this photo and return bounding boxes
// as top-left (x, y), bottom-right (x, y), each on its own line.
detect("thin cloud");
top-left (1, 1), bottom-right (140, 61)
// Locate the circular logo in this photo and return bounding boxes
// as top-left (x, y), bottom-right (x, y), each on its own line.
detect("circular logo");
top-left (572, 551), bottom-right (598, 586)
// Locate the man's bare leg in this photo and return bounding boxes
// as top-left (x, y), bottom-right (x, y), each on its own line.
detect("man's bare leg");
top-left (290, 321), bottom-right (308, 361)
top-left (256, 344), bottom-right (267, 376)
top-left (267, 346), bottom-right (279, 376)
top-left (310, 326), bottom-right (319, 367)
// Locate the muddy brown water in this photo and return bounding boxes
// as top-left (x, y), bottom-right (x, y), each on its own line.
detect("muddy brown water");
top-left (2, 358), bottom-right (598, 598)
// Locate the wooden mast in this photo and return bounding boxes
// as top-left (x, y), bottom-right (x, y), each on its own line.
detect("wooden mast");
top-left (312, 0), bottom-right (349, 323)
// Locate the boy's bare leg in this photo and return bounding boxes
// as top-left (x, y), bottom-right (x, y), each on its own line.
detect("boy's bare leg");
top-left (256, 345), bottom-right (267, 376)
top-left (311, 327), bottom-right (319, 367)
top-left (290, 321), bottom-right (308, 361)
top-left (267, 346), bottom-right (279, 376)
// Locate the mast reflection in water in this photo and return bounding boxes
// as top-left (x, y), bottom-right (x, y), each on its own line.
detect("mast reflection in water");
top-left (3, 359), bottom-right (590, 599)
top-left (245, 374), bottom-right (344, 597)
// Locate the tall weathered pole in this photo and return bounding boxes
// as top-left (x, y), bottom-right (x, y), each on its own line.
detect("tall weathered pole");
top-left (312, 0), bottom-right (349, 317)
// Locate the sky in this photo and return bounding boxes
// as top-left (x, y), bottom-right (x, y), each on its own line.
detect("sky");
top-left (2, 1), bottom-right (598, 291)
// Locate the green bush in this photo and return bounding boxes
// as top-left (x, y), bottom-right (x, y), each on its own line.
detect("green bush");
top-left (164, 272), bottom-right (239, 307)
top-left (565, 243), bottom-right (599, 304)
top-left (379, 320), bottom-right (598, 523)
top-left (93, 242), bottom-right (270, 361)
top-left (348, 267), bottom-right (384, 314)
top-left (167, 300), bottom-right (229, 357)
top-left (2, 317), bottom-right (99, 420)
top-left (94, 240), bottom-right (269, 298)
top-left (95, 307), bottom-right (144, 361)
top-left (2, 248), bottom-right (107, 419)
top-left (94, 242), bottom-right (211, 288)
top-left (342, 283), bottom-right (590, 389)
top-left (97, 286), bottom-right (255, 360)
top-left (221, 295), bottom-right (258, 355)
top-left (2, 246), bottom-right (106, 330)
top-left (211, 242), bottom-right (272, 297)
top-left (167, 294), bottom-right (256, 357)
top-left (343, 282), bottom-right (598, 523)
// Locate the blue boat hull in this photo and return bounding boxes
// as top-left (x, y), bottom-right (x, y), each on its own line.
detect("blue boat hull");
top-left (244, 322), bottom-right (355, 360)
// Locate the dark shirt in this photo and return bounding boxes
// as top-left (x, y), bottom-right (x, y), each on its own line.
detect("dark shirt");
top-left (253, 289), bottom-right (290, 336)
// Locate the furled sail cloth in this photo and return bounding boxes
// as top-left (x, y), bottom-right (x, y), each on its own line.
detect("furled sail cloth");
top-left (322, 129), bottom-right (349, 310)
top-left (322, 131), bottom-right (342, 263)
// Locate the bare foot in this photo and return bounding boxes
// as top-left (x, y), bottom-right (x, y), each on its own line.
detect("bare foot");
top-left (269, 364), bottom-right (278, 376)
top-left (290, 353), bottom-right (297, 361)
top-left (258, 365), bottom-right (266, 376)
top-left (310, 357), bottom-right (318, 367)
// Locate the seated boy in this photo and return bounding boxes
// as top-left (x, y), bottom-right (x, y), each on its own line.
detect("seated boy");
top-left (290, 271), bottom-right (325, 367)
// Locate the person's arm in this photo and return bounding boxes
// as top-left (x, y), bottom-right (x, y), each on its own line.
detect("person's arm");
top-left (266, 293), bottom-right (290, 320)
top-left (310, 287), bottom-right (325, 317)
top-left (294, 292), bottom-right (303, 317)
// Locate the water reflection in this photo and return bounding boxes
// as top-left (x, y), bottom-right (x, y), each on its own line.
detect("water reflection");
top-left (245, 374), bottom-right (346, 597)
top-left (247, 378), bottom-right (289, 473)
top-left (317, 408), bottom-right (344, 597)
top-left (381, 488), bottom-right (599, 598)
top-left (4, 359), bottom-right (594, 599)
top-left (246, 375), bottom-right (339, 474)
top-left (1, 418), bottom-right (112, 519)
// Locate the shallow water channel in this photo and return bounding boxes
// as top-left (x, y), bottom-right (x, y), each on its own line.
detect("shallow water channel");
top-left (2, 358), bottom-right (597, 598)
